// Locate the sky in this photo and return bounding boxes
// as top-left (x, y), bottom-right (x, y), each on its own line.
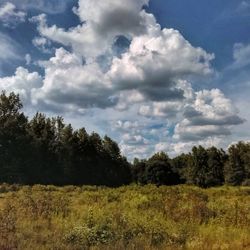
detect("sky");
top-left (0, 0), bottom-right (249, 160)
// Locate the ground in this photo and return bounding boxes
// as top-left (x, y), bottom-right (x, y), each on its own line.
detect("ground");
top-left (0, 184), bottom-right (249, 249)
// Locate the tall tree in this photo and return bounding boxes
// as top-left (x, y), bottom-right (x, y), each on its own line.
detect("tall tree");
top-left (135, 152), bottom-right (180, 186)
top-left (225, 142), bottom-right (250, 186)
top-left (186, 146), bottom-right (209, 187)
top-left (206, 147), bottom-right (227, 186)
top-left (0, 91), bottom-right (29, 183)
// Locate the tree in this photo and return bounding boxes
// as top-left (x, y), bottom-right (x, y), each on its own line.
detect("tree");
top-left (186, 146), bottom-right (227, 188)
top-left (103, 136), bottom-right (121, 160)
top-left (1, 90), bottom-right (250, 188)
top-left (28, 113), bottom-right (62, 184)
top-left (206, 147), bottom-right (226, 186)
top-left (131, 158), bottom-right (147, 184)
top-left (0, 91), bottom-right (29, 183)
top-left (225, 142), bottom-right (250, 186)
top-left (58, 124), bottom-right (78, 184)
top-left (171, 153), bottom-right (191, 184)
top-left (186, 146), bottom-right (209, 187)
top-left (134, 152), bottom-right (180, 186)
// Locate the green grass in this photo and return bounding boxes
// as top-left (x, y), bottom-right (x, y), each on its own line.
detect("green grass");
top-left (0, 184), bottom-right (249, 249)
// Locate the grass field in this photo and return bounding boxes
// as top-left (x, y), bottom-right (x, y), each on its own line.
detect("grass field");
top-left (0, 184), bottom-right (249, 250)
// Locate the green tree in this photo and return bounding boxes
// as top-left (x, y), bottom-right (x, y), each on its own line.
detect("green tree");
top-left (131, 158), bottom-right (147, 184)
top-left (0, 91), bottom-right (29, 183)
top-left (186, 146), bottom-right (227, 187)
top-left (103, 136), bottom-right (121, 160)
top-left (225, 142), bottom-right (250, 186)
top-left (186, 146), bottom-right (209, 187)
top-left (171, 153), bottom-right (191, 183)
top-left (206, 147), bottom-right (226, 186)
top-left (144, 152), bottom-right (180, 186)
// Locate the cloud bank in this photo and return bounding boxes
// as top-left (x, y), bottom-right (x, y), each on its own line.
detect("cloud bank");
top-left (0, 0), bottom-right (245, 158)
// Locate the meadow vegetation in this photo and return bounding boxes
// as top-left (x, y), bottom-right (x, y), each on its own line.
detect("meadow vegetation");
top-left (0, 184), bottom-right (249, 250)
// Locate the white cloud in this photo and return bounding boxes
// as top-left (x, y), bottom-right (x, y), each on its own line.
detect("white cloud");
top-left (2, 0), bottom-right (72, 14)
top-left (108, 28), bottom-right (214, 101)
top-left (121, 133), bottom-right (149, 145)
top-left (30, 0), bottom-right (156, 60)
top-left (0, 2), bottom-right (26, 28)
top-left (110, 118), bottom-right (171, 159)
top-left (28, 0), bottom-right (214, 113)
top-left (0, 32), bottom-right (21, 74)
top-left (0, 67), bottom-right (42, 103)
top-left (114, 120), bottom-right (140, 131)
top-left (0, 32), bottom-right (19, 61)
top-left (74, 0), bottom-right (150, 36)
top-left (155, 137), bottom-right (224, 156)
top-left (29, 9), bottom-right (214, 113)
top-left (0, 0), bottom-right (245, 159)
top-left (138, 80), bottom-right (194, 118)
top-left (120, 143), bottom-right (153, 160)
top-left (143, 102), bottom-right (182, 118)
top-left (25, 54), bottom-right (31, 65)
top-left (32, 36), bottom-right (52, 54)
top-left (115, 90), bottom-right (145, 111)
top-left (174, 89), bottom-right (244, 141)
top-left (31, 48), bottom-right (115, 112)
top-left (232, 43), bottom-right (250, 68)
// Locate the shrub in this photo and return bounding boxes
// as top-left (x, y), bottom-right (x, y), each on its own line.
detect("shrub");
top-left (64, 223), bottom-right (116, 247)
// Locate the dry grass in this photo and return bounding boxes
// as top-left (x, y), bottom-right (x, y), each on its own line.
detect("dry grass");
top-left (0, 184), bottom-right (249, 250)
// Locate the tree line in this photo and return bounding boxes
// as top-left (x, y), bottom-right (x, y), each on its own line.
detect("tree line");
top-left (0, 91), bottom-right (249, 187)
top-left (133, 144), bottom-right (250, 187)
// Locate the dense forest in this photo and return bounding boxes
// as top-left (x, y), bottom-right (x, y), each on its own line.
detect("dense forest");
top-left (0, 91), bottom-right (249, 187)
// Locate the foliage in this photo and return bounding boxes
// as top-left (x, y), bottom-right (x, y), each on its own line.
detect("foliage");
top-left (133, 152), bottom-right (181, 186)
top-left (0, 91), bottom-right (131, 187)
top-left (225, 142), bottom-right (250, 186)
top-left (1, 91), bottom-right (250, 188)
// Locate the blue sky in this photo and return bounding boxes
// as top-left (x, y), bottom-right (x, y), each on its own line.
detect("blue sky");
top-left (0, 0), bottom-right (249, 159)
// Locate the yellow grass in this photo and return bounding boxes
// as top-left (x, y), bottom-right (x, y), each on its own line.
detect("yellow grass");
top-left (0, 184), bottom-right (249, 249)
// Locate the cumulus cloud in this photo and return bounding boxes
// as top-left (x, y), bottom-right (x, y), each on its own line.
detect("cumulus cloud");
top-left (32, 48), bottom-right (115, 112)
top-left (155, 137), bottom-right (224, 156)
top-left (114, 119), bottom-right (156, 159)
top-left (0, 0), bottom-right (245, 159)
top-left (121, 133), bottom-right (149, 145)
top-left (120, 143), bottom-right (153, 160)
top-left (28, 0), bottom-right (215, 113)
top-left (138, 101), bottom-right (182, 118)
top-left (110, 118), bottom-right (171, 159)
top-left (0, 67), bottom-right (42, 103)
top-left (114, 120), bottom-right (140, 131)
top-left (115, 90), bottom-right (145, 111)
top-left (30, 0), bottom-right (156, 59)
top-left (32, 36), bottom-right (52, 54)
top-left (28, 0), bottom-right (214, 113)
top-left (138, 80), bottom-right (194, 118)
top-left (74, 0), bottom-right (150, 35)
top-left (174, 89), bottom-right (244, 141)
top-left (108, 29), bottom-right (214, 101)
top-left (0, 2), bottom-right (26, 28)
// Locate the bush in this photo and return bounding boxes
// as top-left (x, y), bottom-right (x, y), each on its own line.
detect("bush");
top-left (64, 223), bottom-right (116, 247)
